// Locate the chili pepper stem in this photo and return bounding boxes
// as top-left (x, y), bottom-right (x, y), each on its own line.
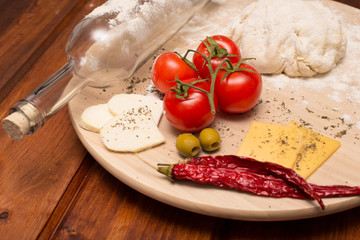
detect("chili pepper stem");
top-left (157, 164), bottom-right (174, 181)
top-left (157, 166), bottom-right (170, 176)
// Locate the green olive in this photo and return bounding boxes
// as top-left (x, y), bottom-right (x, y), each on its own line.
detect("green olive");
top-left (199, 128), bottom-right (221, 152)
top-left (176, 133), bottom-right (201, 157)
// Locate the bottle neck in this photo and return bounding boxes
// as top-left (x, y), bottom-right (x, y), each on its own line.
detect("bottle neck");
top-left (3, 60), bottom-right (92, 140)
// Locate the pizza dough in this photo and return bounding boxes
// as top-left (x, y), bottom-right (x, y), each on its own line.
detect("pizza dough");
top-left (226, 0), bottom-right (347, 77)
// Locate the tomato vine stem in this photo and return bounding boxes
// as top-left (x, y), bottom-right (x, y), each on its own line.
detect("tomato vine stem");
top-left (179, 49), bottom-right (234, 114)
top-left (176, 37), bottom-right (257, 115)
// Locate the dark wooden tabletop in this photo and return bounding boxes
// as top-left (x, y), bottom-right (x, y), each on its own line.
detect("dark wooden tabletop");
top-left (1, 0), bottom-right (360, 239)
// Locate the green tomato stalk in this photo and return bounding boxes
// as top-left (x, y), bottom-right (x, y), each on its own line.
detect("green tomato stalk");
top-left (173, 36), bottom-right (258, 115)
top-left (173, 52), bottom-right (229, 114)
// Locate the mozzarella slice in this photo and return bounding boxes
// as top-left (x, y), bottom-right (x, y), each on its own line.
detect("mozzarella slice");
top-left (107, 94), bottom-right (163, 125)
top-left (79, 104), bottom-right (114, 133)
top-left (100, 105), bottom-right (165, 152)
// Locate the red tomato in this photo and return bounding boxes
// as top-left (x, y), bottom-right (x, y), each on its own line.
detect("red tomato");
top-left (193, 35), bottom-right (241, 79)
top-left (163, 80), bottom-right (217, 132)
top-left (215, 63), bottom-right (262, 114)
top-left (151, 52), bottom-right (198, 94)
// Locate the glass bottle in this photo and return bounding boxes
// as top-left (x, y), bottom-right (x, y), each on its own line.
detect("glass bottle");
top-left (2, 0), bottom-right (209, 140)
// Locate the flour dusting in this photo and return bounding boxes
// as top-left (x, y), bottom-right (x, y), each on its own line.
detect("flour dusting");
top-left (80, 0), bottom-right (209, 86)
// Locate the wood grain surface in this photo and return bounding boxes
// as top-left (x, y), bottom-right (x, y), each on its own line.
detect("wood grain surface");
top-left (1, 0), bottom-right (360, 239)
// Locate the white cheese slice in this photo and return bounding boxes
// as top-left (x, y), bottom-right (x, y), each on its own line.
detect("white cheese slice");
top-left (79, 104), bottom-right (114, 133)
top-left (107, 94), bottom-right (163, 125)
top-left (100, 105), bottom-right (165, 152)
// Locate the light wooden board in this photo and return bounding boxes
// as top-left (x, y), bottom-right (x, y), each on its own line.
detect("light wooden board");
top-left (68, 0), bottom-right (360, 221)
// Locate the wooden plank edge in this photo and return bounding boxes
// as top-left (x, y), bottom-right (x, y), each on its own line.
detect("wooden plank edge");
top-left (36, 153), bottom-right (95, 240)
top-left (0, 0), bottom-right (90, 103)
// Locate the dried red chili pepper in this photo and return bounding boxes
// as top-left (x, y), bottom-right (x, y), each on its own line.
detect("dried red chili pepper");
top-left (311, 185), bottom-right (360, 198)
top-left (189, 155), bottom-right (360, 198)
top-left (189, 155), bottom-right (324, 208)
top-left (159, 162), bottom-right (310, 199)
top-left (158, 155), bottom-right (360, 209)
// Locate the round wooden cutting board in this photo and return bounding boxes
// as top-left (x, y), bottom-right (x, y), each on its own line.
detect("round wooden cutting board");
top-left (68, 0), bottom-right (360, 221)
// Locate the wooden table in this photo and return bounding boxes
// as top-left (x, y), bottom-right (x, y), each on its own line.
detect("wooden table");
top-left (1, 0), bottom-right (360, 239)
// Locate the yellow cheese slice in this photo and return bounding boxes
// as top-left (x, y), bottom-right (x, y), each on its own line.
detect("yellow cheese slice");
top-left (236, 121), bottom-right (306, 169)
top-left (289, 121), bottom-right (341, 179)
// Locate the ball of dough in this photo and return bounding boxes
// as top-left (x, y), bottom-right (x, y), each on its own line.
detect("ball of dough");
top-left (226, 0), bottom-right (347, 77)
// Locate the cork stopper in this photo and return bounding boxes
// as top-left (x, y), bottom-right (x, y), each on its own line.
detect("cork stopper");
top-left (2, 100), bottom-right (44, 141)
top-left (2, 112), bottom-right (30, 141)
